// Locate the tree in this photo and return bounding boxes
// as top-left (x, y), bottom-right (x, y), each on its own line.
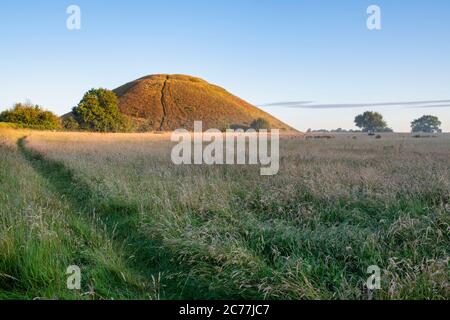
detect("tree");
top-left (354, 111), bottom-right (388, 134)
top-left (0, 102), bottom-right (60, 130)
top-left (250, 118), bottom-right (271, 131)
top-left (411, 115), bottom-right (441, 133)
top-left (72, 88), bottom-right (131, 132)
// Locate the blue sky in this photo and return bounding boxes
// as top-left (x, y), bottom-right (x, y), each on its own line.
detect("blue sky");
top-left (1, 0), bottom-right (449, 132)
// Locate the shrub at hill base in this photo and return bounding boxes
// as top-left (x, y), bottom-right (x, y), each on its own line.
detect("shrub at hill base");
top-left (62, 116), bottom-right (80, 131)
top-left (250, 118), bottom-right (271, 131)
top-left (72, 88), bottom-right (132, 132)
top-left (0, 103), bottom-right (60, 130)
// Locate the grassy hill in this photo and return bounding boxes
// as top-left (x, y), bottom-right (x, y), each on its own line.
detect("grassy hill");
top-left (113, 74), bottom-right (294, 131)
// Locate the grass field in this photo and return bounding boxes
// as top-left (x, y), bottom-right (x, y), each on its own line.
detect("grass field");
top-left (0, 125), bottom-right (449, 299)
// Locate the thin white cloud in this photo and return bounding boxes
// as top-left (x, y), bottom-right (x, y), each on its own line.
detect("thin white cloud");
top-left (408, 104), bottom-right (450, 109)
top-left (259, 101), bottom-right (313, 107)
top-left (259, 100), bottom-right (450, 109)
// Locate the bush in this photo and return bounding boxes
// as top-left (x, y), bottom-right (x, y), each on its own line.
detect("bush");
top-left (62, 116), bottom-right (80, 131)
top-left (72, 88), bottom-right (132, 132)
top-left (250, 118), bottom-right (271, 131)
top-left (0, 103), bottom-right (60, 130)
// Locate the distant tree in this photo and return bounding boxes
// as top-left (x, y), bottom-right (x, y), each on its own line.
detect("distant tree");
top-left (0, 102), bottom-right (60, 130)
top-left (354, 111), bottom-right (388, 134)
top-left (411, 115), bottom-right (441, 133)
top-left (72, 88), bottom-right (131, 132)
top-left (250, 118), bottom-right (271, 131)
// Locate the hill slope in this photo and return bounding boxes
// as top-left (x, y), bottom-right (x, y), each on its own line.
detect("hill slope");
top-left (113, 74), bottom-right (294, 131)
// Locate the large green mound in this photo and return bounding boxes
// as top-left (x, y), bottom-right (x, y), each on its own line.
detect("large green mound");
top-left (113, 74), bottom-right (294, 131)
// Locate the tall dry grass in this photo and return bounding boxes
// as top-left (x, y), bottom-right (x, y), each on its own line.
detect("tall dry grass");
top-left (18, 131), bottom-right (450, 299)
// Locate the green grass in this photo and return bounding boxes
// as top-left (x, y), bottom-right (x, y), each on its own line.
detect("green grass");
top-left (0, 135), bottom-right (157, 299)
top-left (0, 129), bottom-right (449, 299)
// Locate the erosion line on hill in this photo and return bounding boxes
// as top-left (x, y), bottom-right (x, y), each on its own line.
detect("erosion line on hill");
top-left (159, 75), bottom-right (169, 131)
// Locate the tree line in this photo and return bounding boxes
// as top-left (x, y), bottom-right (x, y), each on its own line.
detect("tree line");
top-left (353, 111), bottom-right (442, 134)
top-left (0, 90), bottom-right (445, 134)
top-left (0, 89), bottom-right (130, 132)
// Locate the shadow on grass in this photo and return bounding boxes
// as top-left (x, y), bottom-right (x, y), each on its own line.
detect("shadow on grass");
top-left (17, 137), bottom-right (222, 299)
